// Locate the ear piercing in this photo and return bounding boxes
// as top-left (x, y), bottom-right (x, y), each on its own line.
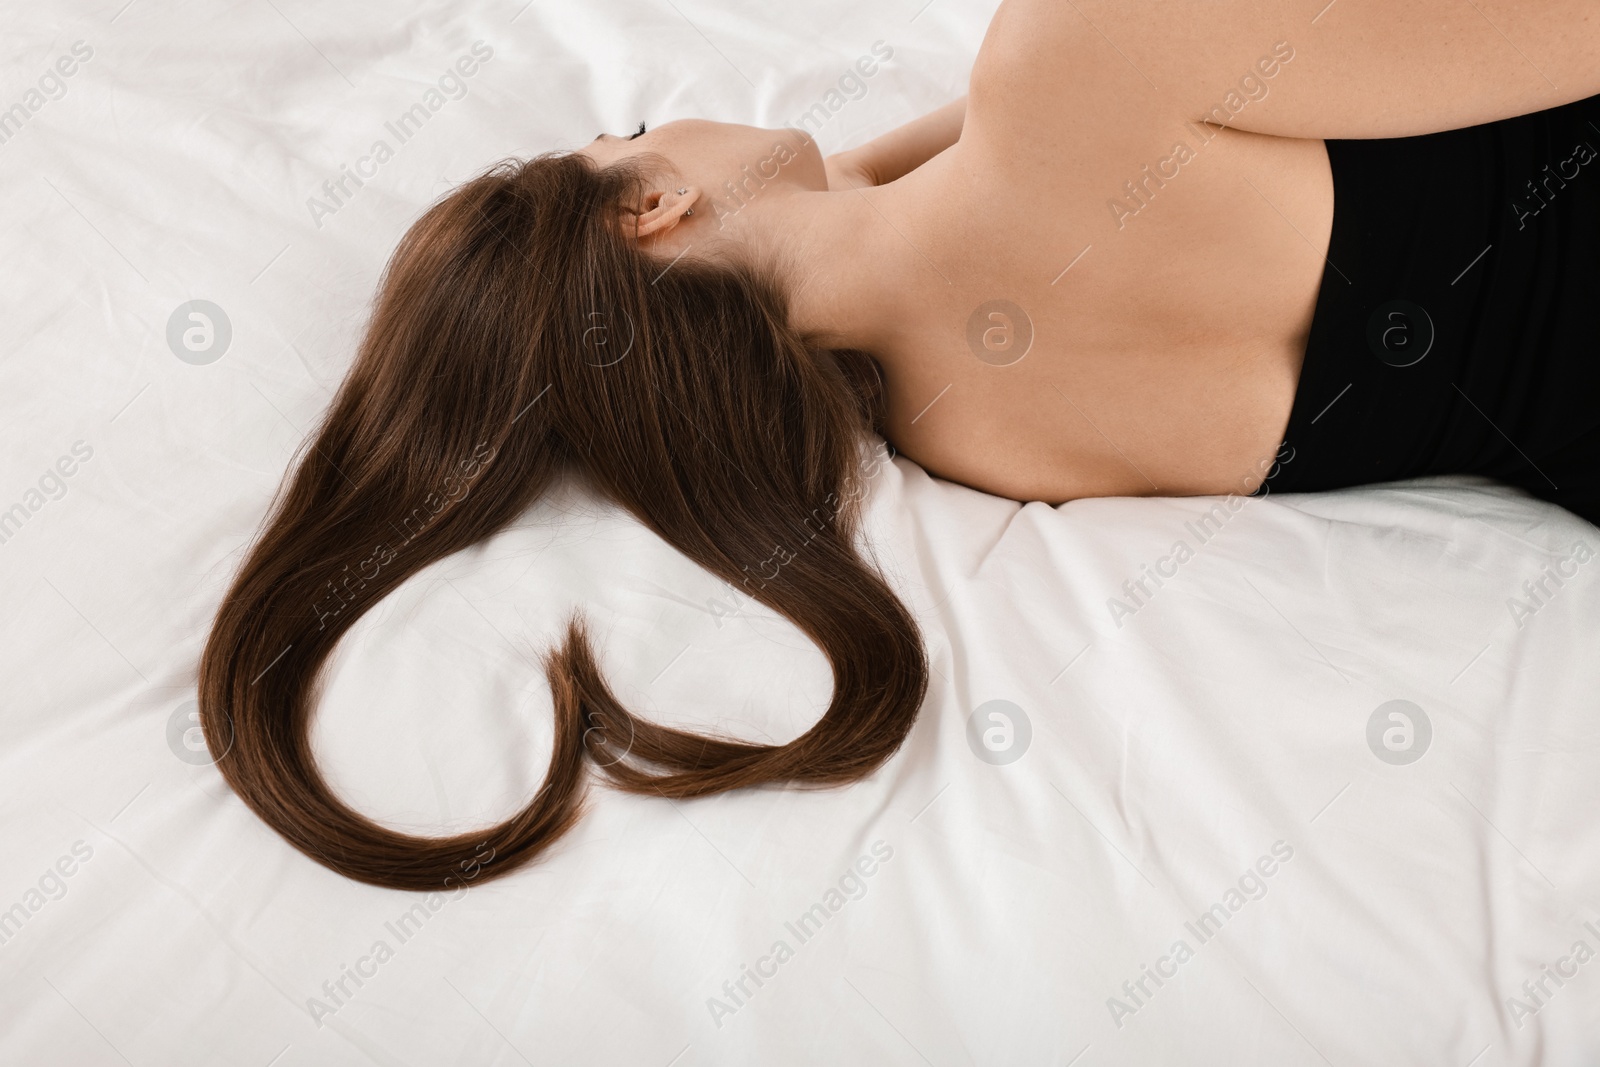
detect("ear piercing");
top-left (677, 187), bottom-right (694, 216)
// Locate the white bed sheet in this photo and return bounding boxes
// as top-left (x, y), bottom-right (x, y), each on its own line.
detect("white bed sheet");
top-left (2, 1), bottom-right (1598, 1064)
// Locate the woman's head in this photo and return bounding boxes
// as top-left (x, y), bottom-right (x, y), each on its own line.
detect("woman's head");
top-left (197, 148), bottom-right (927, 890)
top-left (577, 119), bottom-right (827, 245)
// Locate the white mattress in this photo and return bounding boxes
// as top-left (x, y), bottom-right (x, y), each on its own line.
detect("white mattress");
top-left (3, 1), bottom-right (1598, 1064)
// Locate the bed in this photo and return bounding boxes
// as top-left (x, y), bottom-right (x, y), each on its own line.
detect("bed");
top-left (2, 0), bottom-right (1598, 1063)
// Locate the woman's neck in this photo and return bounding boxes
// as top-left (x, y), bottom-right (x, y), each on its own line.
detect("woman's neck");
top-left (729, 177), bottom-right (931, 354)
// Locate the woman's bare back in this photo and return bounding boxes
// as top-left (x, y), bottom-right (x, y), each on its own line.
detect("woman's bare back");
top-left (855, 0), bottom-right (1600, 503)
top-left (873, 114), bottom-right (1332, 502)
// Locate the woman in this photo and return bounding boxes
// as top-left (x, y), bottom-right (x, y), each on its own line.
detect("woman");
top-left (202, 1), bottom-right (1600, 890)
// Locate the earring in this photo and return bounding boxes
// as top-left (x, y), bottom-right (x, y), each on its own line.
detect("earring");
top-left (677, 187), bottom-right (693, 216)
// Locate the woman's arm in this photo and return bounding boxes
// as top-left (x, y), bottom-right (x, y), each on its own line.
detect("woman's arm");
top-left (824, 95), bottom-right (967, 189)
top-left (974, 0), bottom-right (1600, 142)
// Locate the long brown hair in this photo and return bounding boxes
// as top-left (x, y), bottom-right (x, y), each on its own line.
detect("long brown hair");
top-left (198, 152), bottom-right (928, 890)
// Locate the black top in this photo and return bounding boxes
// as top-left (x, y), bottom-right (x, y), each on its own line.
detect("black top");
top-left (1262, 92), bottom-right (1600, 525)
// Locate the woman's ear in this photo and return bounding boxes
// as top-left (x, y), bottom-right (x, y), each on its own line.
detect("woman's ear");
top-left (620, 186), bottom-right (700, 239)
